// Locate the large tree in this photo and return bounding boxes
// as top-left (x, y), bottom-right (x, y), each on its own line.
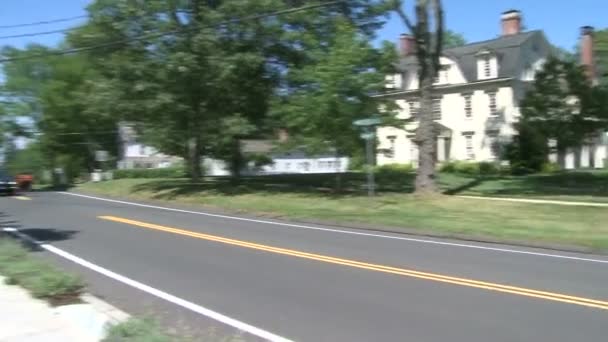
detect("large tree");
top-left (1, 46), bottom-right (118, 179)
top-left (594, 28), bottom-right (608, 86)
top-left (273, 20), bottom-right (394, 183)
top-left (515, 56), bottom-right (608, 169)
top-left (390, 0), bottom-right (444, 194)
top-left (443, 30), bottom-right (466, 49)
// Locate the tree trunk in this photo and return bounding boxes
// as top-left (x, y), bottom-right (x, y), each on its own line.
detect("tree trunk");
top-left (229, 138), bottom-right (242, 185)
top-left (188, 136), bottom-right (202, 182)
top-left (415, 71), bottom-right (438, 194)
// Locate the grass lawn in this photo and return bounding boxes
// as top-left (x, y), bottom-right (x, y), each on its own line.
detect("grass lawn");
top-left (77, 171), bottom-right (608, 252)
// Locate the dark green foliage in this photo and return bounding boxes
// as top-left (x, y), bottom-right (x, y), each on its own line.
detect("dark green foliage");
top-left (102, 318), bottom-right (171, 342)
top-left (505, 122), bottom-right (549, 173)
top-left (511, 56), bottom-right (608, 172)
top-left (113, 168), bottom-right (186, 179)
top-left (440, 161), bottom-right (500, 176)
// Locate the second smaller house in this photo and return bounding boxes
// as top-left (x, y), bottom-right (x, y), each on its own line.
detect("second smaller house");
top-left (204, 141), bottom-right (350, 176)
top-left (260, 150), bottom-right (349, 175)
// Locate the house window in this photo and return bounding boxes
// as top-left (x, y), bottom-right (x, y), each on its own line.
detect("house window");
top-left (488, 91), bottom-right (498, 116)
top-left (432, 97), bottom-right (442, 120)
top-left (408, 101), bottom-right (419, 118)
top-left (463, 94), bottom-right (472, 118)
top-left (387, 135), bottom-right (396, 158)
top-left (464, 133), bottom-right (475, 160)
top-left (487, 131), bottom-right (500, 159)
top-left (410, 142), bottom-right (418, 166)
top-left (483, 56), bottom-right (491, 78)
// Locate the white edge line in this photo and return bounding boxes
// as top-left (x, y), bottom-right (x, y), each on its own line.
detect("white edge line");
top-left (2, 227), bottom-right (293, 342)
top-left (457, 195), bottom-right (608, 207)
top-left (59, 192), bottom-right (608, 265)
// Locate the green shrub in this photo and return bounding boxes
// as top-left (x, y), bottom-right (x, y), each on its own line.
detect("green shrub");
top-left (374, 163), bottom-right (414, 183)
top-left (0, 240), bottom-right (28, 266)
top-left (510, 163), bottom-right (535, 175)
top-left (440, 161), bottom-right (500, 176)
top-left (113, 167), bottom-right (186, 179)
top-left (0, 239), bottom-right (85, 302)
top-left (3, 259), bottom-right (50, 285)
top-left (541, 162), bottom-right (561, 173)
top-left (103, 318), bottom-right (171, 342)
top-left (438, 161), bottom-right (457, 173)
top-left (24, 271), bottom-right (84, 300)
top-left (478, 162), bottom-right (500, 175)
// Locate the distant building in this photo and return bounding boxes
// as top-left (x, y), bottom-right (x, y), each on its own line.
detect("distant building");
top-left (117, 124), bottom-right (182, 169)
top-left (377, 10), bottom-right (606, 169)
top-left (118, 124), bottom-right (349, 175)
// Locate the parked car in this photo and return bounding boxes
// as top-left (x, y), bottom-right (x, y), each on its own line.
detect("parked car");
top-left (0, 170), bottom-right (17, 195)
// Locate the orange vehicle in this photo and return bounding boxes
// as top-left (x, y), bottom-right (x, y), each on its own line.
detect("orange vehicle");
top-left (15, 173), bottom-right (34, 192)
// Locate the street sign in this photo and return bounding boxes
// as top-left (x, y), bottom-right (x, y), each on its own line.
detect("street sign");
top-left (360, 132), bottom-right (375, 140)
top-left (353, 117), bottom-right (382, 127)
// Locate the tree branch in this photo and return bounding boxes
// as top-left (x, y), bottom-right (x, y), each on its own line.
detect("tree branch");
top-left (392, 1), bottom-right (416, 33)
top-left (168, 0), bottom-right (184, 28)
top-left (432, 0), bottom-right (444, 64)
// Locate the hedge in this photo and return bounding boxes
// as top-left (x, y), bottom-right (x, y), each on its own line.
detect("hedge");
top-left (112, 167), bottom-right (186, 179)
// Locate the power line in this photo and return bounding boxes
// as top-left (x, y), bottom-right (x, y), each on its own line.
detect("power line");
top-left (0, 1), bottom-right (343, 63)
top-left (0, 15), bottom-right (88, 30)
top-left (0, 28), bottom-right (76, 40)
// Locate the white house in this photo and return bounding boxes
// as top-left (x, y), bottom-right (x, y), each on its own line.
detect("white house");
top-left (117, 124), bottom-right (182, 169)
top-left (377, 10), bottom-right (606, 169)
top-left (118, 125), bottom-right (350, 175)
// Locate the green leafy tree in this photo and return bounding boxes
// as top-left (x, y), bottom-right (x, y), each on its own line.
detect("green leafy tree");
top-left (273, 21), bottom-right (392, 179)
top-left (443, 30), bottom-right (466, 48)
top-left (594, 28), bottom-right (608, 86)
top-left (1, 47), bottom-right (119, 179)
top-left (514, 56), bottom-right (608, 169)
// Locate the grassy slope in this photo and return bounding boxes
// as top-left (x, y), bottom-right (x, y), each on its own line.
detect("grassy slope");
top-left (78, 172), bottom-right (608, 251)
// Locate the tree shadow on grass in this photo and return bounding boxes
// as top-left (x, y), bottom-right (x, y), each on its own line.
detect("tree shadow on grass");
top-left (442, 177), bottom-right (487, 195)
top-left (131, 173), bottom-right (418, 200)
top-left (475, 172), bottom-right (608, 198)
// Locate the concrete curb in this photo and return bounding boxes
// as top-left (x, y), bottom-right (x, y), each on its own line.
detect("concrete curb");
top-left (53, 294), bottom-right (131, 341)
top-left (1, 229), bottom-right (131, 341)
top-left (0, 275), bottom-right (130, 341)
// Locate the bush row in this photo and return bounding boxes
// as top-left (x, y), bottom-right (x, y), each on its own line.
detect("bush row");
top-left (113, 167), bottom-right (187, 179)
top-left (438, 161), bottom-right (506, 176)
top-left (371, 161), bottom-right (565, 177)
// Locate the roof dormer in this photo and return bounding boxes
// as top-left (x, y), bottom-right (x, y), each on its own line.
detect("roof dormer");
top-left (476, 49), bottom-right (498, 80)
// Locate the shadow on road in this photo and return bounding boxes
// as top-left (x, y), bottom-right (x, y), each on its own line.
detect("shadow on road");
top-left (18, 228), bottom-right (79, 243)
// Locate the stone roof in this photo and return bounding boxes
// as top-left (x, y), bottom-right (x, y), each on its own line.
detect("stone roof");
top-left (397, 30), bottom-right (553, 82)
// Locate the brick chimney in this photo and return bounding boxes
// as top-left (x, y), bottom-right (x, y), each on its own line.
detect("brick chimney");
top-left (399, 34), bottom-right (416, 56)
top-left (580, 26), bottom-right (596, 84)
top-left (501, 10), bottom-right (522, 36)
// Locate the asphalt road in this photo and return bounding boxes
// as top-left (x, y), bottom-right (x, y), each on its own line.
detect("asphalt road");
top-left (1, 191), bottom-right (608, 341)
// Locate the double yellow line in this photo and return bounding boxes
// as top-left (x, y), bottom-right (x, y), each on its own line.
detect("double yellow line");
top-left (99, 215), bottom-right (608, 311)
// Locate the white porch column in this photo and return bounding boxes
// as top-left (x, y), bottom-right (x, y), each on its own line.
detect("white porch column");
top-left (437, 137), bottom-right (445, 162)
top-left (580, 146), bottom-right (590, 168)
top-left (595, 145), bottom-right (607, 168)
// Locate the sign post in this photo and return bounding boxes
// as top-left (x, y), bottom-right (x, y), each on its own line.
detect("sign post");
top-left (353, 117), bottom-right (382, 197)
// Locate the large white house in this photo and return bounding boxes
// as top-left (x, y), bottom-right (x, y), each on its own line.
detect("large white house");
top-left (376, 10), bottom-right (606, 169)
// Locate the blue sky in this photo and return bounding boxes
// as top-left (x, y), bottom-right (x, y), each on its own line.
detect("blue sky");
top-left (0, 0), bottom-right (606, 51)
